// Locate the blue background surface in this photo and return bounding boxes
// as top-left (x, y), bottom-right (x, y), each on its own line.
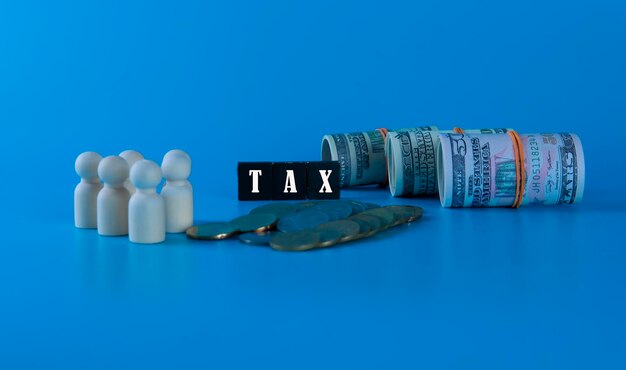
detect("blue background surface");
top-left (1, 0), bottom-right (625, 368)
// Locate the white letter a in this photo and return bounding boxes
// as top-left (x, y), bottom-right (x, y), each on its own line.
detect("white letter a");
top-left (283, 170), bottom-right (297, 193)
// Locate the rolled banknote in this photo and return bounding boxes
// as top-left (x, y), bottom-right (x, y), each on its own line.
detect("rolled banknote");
top-left (520, 133), bottom-right (585, 205)
top-left (437, 132), bottom-right (585, 207)
top-left (321, 130), bottom-right (388, 187)
top-left (386, 127), bottom-right (510, 197)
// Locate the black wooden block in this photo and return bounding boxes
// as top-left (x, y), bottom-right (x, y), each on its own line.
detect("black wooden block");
top-left (238, 162), bottom-right (273, 200)
top-left (307, 161), bottom-right (341, 200)
top-left (272, 162), bottom-right (307, 200)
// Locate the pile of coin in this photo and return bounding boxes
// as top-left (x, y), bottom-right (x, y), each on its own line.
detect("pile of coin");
top-left (186, 200), bottom-right (423, 251)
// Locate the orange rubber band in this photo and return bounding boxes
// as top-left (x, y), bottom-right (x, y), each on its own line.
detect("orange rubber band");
top-left (507, 130), bottom-right (526, 208)
top-left (515, 132), bottom-right (526, 208)
top-left (453, 127), bottom-right (464, 134)
top-left (507, 131), bottom-right (521, 208)
top-left (376, 128), bottom-right (390, 187)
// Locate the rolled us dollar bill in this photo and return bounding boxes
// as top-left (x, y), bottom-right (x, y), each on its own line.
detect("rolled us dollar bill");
top-left (437, 132), bottom-right (585, 207)
top-left (520, 133), bottom-right (585, 205)
top-left (321, 130), bottom-right (388, 187)
top-left (386, 127), bottom-right (510, 197)
top-left (385, 126), bottom-right (440, 196)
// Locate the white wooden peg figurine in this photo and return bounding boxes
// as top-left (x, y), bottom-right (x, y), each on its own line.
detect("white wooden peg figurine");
top-left (129, 160), bottom-right (165, 244)
top-left (161, 149), bottom-right (193, 233)
top-left (97, 156), bottom-right (130, 236)
top-left (119, 150), bottom-right (144, 195)
top-left (74, 151), bottom-right (103, 228)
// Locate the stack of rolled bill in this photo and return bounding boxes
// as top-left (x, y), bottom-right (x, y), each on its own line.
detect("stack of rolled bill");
top-left (320, 126), bottom-right (509, 193)
top-left (321, 127), bottom-right (585, 207)
top-left (384, 126), bottom-right (510, 197)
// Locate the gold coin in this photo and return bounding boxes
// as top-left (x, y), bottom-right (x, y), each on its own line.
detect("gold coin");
top-left (405, 206), bottom-right (424, 222)
top-left (249, 203), bottom-right (298, 219)
top-left (359, 208), bottom-right (396, 230)
top-left (316, 229), bottom-right (343, 248)
top-left (230, 213), bottom-right (277, 233)
top-left (186, 222), bottom-right (238, 240)
top-left (270, 230), bottom-right (320, 252)
top-left (350, 214), bottom-right (382, 229)
top-left (387, 205), bottom-right (423, 222)
top-left (382, 206), bottom-right (411, 227)
top-left (316, 220), bottom-right (361, 243)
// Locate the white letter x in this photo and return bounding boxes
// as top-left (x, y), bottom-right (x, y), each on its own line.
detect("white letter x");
top-left (319, 170), bottom-right (332, 193)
